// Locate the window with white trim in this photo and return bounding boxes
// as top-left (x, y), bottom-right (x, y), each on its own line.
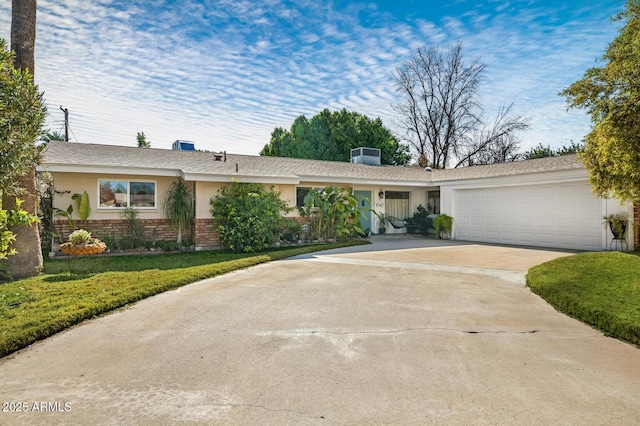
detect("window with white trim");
top-left (427, 190), bottom-right (441, 214)
top-left (99, 180), bottom-right (156, 208)
top-left (296, 186), bottom-right (324, 207)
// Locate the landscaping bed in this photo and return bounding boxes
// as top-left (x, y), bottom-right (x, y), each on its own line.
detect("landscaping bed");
top-left (526, 251), bottom-right (640, 347)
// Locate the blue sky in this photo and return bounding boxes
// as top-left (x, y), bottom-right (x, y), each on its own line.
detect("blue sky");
top-left (0, 0), bottom-right (625, 156)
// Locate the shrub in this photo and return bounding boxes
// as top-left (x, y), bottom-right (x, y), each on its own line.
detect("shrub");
top-left (282, 220), bottom-right (303, 243)
top-left (433, 214), bottom-right (454, 239)
top-left (405, 204), bottom-right (433, 235)
top-left (120, 207), bottom-right (145, 249)
top-left (157, 240), bottom-right (179, 252)
top-left (210, 181), bottom-right (290, 253)
top-left (100, 231), bottom-right (119, 251)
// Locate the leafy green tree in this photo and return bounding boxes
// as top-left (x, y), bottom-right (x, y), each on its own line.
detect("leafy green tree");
top-left (523, 141), bottom-right (583, 160)
top-left (560, 0), bottom-right (640, 202)
top-left (0, 39), bottom-right (45, 197)
top-left (261, 108), bottom-right (411, 165)
top-left (298, 186), bottom-right (363, 240)
top-left (163, 178), bottom-right (194, 245)
top-left (210, 181), bottom-right (290, 253)
top-left (136, 131), bottom-right (150, 148)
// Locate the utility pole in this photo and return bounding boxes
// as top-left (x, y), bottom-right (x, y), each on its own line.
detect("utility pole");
top-left (60, 105), bottom-right (69, 141)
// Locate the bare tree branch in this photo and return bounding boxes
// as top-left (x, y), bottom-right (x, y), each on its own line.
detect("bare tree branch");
top-left (392, 43), bottom-right (529, 168)
top-left (455, 103), bottom-right (530, 167)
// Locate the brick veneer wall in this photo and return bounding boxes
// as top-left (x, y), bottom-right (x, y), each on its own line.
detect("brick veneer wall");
top-left (194, 218), bottom-right (219, 249)
top-left (53, 219), bottom-right (191, 245)
top-left (53, 216), bottom-right (309, 251)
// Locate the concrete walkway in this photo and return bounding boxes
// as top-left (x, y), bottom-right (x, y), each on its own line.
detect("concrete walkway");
top-left (1, 237), bottom-right (639, 425)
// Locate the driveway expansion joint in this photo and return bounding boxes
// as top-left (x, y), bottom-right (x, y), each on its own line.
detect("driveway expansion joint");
top-left (252, 327), bottom-right (546, 336)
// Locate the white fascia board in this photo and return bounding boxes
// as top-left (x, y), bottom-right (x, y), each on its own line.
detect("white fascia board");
top-left (438, 169), bottom-right (589, 190)
top-left (183, 173), bottom-right (301, 185)
top-left (296, 176), bottom-right (431, 187)
top-left (39, 163), bottom-right (182, 178)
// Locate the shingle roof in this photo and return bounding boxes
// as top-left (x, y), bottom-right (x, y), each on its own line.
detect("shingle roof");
top-left (41, 141), bottom-right (431, 184)
top-left (40, 141), bottom-right (584, 185)
top-left (429, 154), bottom-right (583, 182)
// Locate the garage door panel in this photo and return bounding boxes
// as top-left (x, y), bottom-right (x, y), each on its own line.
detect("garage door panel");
top-left (485, 189), bottom-right (499, 200)
top-left (454, 182), bottom-right (603, 250)
top-left (502, 217), bottom-right (517, 227)
top-left (502, 188), bottom-right (517, 199)
top-left (456, 229), bottom-right (470, 239)
top-left (557, 185), bottom-right (576, 196)
top-left (485, 217), bottom-right (498, 226)
top-left (470, 217), bottom-right (483, 226)
top-left (501, 203), bottom-right (516, 214)
top-left (581, 217), bottom-right (601, 228)
top-left (501, 231), bottom-right (517, 242)
top-left (557, 217), bottom-right (575, 227)
top-left (539, 217), bottom-right (556, 228)
top-left (470, 230), bottom-right (484, 239)
top-left (581, 235), bottom-right (602, 248)
top-left (518, 216), bottom-right (536, 227)
top-left (538, 233), bottom-right (557, 245)
top-left (485, 231), bottom-right (499, 240)
top-left (518, 232), bottom-right (536, 243)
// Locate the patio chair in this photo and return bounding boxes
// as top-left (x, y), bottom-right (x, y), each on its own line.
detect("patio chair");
top-left (387, 216), bottom-right (407, 235)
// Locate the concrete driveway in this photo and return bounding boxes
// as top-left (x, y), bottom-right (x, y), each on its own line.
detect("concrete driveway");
top-left (1, 237), bottom-right (640, 425)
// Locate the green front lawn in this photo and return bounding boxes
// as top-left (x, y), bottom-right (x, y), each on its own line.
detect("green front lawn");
top-left (0, 241), bottom-right (367, 358)
top-left (527, 251), bottom-right (640, 346)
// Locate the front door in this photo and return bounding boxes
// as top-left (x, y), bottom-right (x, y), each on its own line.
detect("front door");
top-left (354, 190), bottom-right (372, 234)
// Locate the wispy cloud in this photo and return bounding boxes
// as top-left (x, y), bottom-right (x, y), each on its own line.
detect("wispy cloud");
top-left (0, 0), bottom-right (623, 154)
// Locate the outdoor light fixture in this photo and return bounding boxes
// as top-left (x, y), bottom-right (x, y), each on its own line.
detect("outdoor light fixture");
top-left (379, 190), bottom-right (385, 199)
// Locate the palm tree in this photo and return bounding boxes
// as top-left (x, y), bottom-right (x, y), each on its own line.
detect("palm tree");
top-left (4, 0), bottom-right (43, 278)
top-left (42, 131), bottom-right (65, 142)
top-left (163, 178), bottom-right (194, 245)
top-left (136, 131), bottom-right (150, 148)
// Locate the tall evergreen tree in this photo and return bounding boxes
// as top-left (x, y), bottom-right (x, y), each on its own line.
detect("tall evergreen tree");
top-left (261, 108), bottom-right (411, 165)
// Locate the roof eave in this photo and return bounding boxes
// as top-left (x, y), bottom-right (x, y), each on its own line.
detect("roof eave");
top-left (296, 175), bottom-right (433, 187)
top-left (183, 173), bottom-right (301, 184)
top-left (39, 163), bottom-right (183, 178)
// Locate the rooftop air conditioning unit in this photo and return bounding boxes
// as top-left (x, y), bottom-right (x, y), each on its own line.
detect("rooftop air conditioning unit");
top-left (172, 140), bottom-right (195, 151)
top-left (350, 147), bottom-right (381, 166)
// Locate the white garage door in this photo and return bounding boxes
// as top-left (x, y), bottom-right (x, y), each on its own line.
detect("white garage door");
top-left (453, 182), bottom-right (603, 250)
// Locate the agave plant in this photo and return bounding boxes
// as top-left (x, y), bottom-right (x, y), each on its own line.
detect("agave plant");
top-left (68, 229), bottom-right (92, 245)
